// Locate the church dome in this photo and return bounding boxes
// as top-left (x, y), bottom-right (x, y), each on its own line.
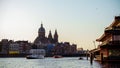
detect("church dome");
top-left (38, 24), bottom-right (45, 33)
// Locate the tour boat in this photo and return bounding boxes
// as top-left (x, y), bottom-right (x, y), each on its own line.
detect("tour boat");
top-left (26, 49), bottom-right (45, 59)
top-left (26, 54), bottom-right (44, 59)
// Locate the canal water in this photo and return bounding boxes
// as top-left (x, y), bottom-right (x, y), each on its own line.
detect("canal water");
top-left (0, 57), bottom-right (119, 68)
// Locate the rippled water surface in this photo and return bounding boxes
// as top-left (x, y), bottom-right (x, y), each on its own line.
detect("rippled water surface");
top-left (0, 57), bottom-right (110, 68)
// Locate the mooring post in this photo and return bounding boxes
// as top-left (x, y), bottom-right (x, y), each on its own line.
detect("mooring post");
top-left (101, 53), bottom-right (103, 64)
top-left (86, 49), bottom-right (89, 60)
top-left (90, 53), bottom-right (93, 65)
top-left (86, 53), bottom-right (88, 60)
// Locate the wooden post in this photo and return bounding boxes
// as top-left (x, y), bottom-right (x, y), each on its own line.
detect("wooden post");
top-left (86, 49), bottom-right (89, 60)
top-left (101, 53), bottom-right (103, 64)
top-left (86, 53), bottom-right (88, 60)
top-left (90, 53), bottom-right (93, 65)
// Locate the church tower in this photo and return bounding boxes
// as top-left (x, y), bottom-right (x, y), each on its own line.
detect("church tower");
top-left (48, 30), bottom-right (53, 43)
top-left (38, 23), bottom-right (45, 38)
top-left (34, 23), bottom-right (47, 44)
top-left (54, 29), bottom-right (58, 43)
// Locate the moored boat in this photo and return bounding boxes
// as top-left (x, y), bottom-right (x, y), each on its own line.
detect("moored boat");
top-left (26, 54), bottom-right (44, 59)
top-left (26, 49), bottom-right (45, 59)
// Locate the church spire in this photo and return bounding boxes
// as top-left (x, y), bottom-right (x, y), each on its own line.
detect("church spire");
top-left (38, 22), bottom-right (45, 37)
top-left (41, 21), bottom-right (43, 27)
top-left (54, 29), bottom-right (58, 43)
top-left (48, 30), bottom-right (53, 43)
top-left (48, 30), bottom-right (52, 39)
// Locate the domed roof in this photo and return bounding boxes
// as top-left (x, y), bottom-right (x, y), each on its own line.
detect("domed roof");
top-left (38, 24), bottom-right (45, 33)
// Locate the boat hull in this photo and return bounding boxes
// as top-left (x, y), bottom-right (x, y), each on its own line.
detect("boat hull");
top-left (26, 55), bottom-right (44, 59)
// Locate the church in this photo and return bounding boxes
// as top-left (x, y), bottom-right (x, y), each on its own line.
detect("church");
top-left (33, 23), bottom-right (58, 49)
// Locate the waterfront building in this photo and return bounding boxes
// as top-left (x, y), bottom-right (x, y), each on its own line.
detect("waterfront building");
top-left (34, 23), bottom-right (58, 49)
top-left (63, 42), bottom-right (77, 55)
top-left (77, 48), bottom-right (88, 57)
top-left (0, 39), bottom-right (32, 56)
top-left (33, 23), bottom-right (60, 56)
top-left (46, 43), bottom-right (55, 56)
top-left (16, 41), bottom-right (31, 54)
top-left (90, 16), bottom-right (120, 61)
top-left (77, 48), bottom-right (87, 55)
top-left (71, 44), bottom-right (77, 54)
top-left (9, 42), bottom-right (19, 54)
top-left (53, 42), bottom-right (77, 55)
top-left (53, 43), bottom-right (64, 55)
top-left (63, 42), bottom-right (71, 54)
top-left (0, 39), bottom-right (9, 54)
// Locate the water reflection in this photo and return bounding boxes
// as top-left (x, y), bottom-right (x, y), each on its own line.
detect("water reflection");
top-left (0, 57), bottom-right (120, 68)
top-left (102, 62), bottom-right (120, 68)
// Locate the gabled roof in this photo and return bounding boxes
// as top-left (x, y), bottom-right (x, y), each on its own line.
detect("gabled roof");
top-left (96, 34), bottom-right (105, 41)
top-left (96, 16), bottom-right (120, 42)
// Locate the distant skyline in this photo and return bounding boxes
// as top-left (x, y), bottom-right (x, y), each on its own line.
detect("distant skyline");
top-left (0, 0), bottom-right (120, 50)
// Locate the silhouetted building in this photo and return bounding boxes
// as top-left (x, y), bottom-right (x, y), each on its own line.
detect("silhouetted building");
top-left (54, 29), bottom-right (58, 43)
top-left (0, 39), bottom-right (9, 54)
top-left (48, 30), bottom-right (53, 43)
top-left (77, 48), bottom-right (87, 55)
top-left (53, 42), bottom-right (77, 55)
top-left (0, 23), bottom-right (78, 57)
top-left (0, 39), bottom-right (31, 55)
top-left (34, 23), bottom-right (59, 49)
top-left (16, 41), bottom-right (31, 54)
top-left (9, 42), bottom-right (19, 54)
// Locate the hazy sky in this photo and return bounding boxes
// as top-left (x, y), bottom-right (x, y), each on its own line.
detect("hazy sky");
top-left (0, 0), bottom-right (120, 50)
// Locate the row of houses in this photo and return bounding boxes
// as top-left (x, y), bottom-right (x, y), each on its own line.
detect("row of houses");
top-left (0, 39), bottom-right (31, 55)
top-left (0, 39), bottom-right (78, 56)
top-left (52, 42), bottom-right (77, 55)
top-left (48, 42), bottom-right (88, 56)
top-left (90, 16), bottom-right (120, 62)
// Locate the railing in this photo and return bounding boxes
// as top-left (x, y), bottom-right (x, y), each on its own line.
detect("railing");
top-left (99, 41), bottom-right (120, 47)
top-left (105, 27), bottom-right (112, 31)
top-left (100, 40), bottom-right (110, 46)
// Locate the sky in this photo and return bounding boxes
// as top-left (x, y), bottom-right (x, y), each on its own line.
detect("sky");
top-left (0, 0), bottom-right (120, 50)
